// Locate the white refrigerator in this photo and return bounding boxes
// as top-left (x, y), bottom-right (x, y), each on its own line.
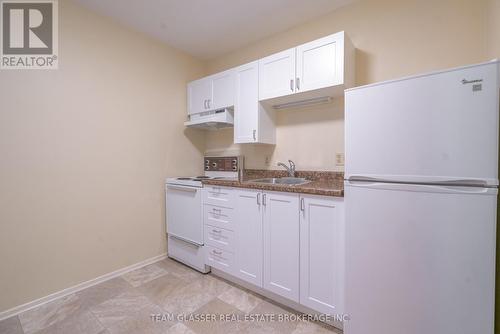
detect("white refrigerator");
top-left (344, 60), bottom-right (499, 334)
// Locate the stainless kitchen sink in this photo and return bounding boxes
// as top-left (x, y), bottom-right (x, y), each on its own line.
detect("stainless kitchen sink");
top-left (248, 177), bottom-right (310, 185)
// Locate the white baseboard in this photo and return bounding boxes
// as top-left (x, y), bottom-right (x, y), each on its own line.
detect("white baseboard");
top-left (0, 253), bottom-right (167, 321)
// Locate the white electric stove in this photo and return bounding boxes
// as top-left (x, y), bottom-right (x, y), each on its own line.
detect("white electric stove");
top-left (165, 156), bottom-right (242, 273)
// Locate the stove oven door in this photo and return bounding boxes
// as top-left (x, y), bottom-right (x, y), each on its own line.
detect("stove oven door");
top-left (166, 184), bottom-right (203, 245)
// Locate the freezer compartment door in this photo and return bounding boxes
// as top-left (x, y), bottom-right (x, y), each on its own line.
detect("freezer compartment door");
top-left (344, 181), bottom-right (496, 334)
top-left (345, 61), bottom-right (499, 186)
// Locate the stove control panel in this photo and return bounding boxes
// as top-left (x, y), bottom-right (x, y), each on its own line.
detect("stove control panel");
top-left (204, 156), bottom-right (242, 172)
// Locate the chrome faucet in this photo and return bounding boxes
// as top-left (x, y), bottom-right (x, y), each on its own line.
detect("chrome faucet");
top-left (277, 160), bottom-right (296, 177)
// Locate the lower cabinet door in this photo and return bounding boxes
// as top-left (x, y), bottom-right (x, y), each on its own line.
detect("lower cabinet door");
top-left (234, 189), bottom-right (263, 287)
top-left (300, 195), bottom-right (344, 315)
top-left (263, 191), bottom-right (300, 302)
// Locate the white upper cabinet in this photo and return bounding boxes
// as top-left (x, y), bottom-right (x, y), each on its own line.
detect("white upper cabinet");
top-left (258, 48), bottom-right (296, 100)
top-left (187, 69), bottom-right (235, 115)
top-left (296, 33), bottom-right (344, 93)
top-left (258, 31), bottom-right (354, 106)
top-left (299, 195), bottom-right (345, 315)
top-left (235, 62), bottom-right (260, 143)
top-left (211, 70), bottom-right (235, 110)
top-left (234, 61), bottom-right (276, 144)
top-left (263, 191), bottom-right (300, 302)
top-left (188, 78), bottom-right (212, 115)
top-left (186, 30), bottom-right (354, 134)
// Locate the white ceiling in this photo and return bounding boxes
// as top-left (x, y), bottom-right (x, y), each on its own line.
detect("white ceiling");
top-left (74, 0), bottom-right (354, 59)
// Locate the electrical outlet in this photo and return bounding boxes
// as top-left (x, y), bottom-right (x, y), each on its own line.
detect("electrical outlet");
top-left (335, 153), bottom-right (345, 166)
top-left (265, 156), bottom-right (271, 166)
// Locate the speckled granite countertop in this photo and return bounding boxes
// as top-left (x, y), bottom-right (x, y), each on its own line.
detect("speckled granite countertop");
top-left (203, 169), bottom-right (344, 197)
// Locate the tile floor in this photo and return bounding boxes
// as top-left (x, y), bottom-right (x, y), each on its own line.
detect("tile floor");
top-left (0, 258), bottom-right (340, 334)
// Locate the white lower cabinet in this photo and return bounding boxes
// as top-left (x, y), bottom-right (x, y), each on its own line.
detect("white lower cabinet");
top-left (204, 186), bottom-right (345, 316)
top-left (263, 192), bottom-right (300, 302)
top-left (203, 187), bottom-right (236, 275)
top-left (299, 195), bottom-right (345, 315)
top-left (206, 245), bottom-right (234, 273)
top-left (234, 189), bottom-right (263, 287)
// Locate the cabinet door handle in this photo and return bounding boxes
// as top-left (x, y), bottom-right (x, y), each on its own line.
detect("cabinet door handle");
top-left (296, 77), bottom-right (300, 90)
top-left (212, 249), bottom-right (222, 255)
top-left (257, 193), bottom-right (261, 205)
top-left (204, 100), bottom-right (207, 109)
top-left (207, 99), bottom-right (211, 109)
top-left (300, 198), bottom-right (305, 211)
top-left (290, 79), bottom-right (294, 92)
top-left (262, 193), bottom-right (267, 206)
top-left (253, 129), bottom-right (256, 141)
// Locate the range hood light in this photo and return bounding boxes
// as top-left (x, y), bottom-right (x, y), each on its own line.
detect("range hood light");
top-left (272, 96), bottom-right (332, 110)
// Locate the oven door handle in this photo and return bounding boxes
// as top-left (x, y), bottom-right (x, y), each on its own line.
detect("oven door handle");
top-left (169, 233), bottom-right (204, 247)
top-left (167, 185), bottom-right (199, 192)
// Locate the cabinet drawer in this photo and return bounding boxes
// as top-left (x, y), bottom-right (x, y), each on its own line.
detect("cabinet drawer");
top-left (204, 205), bottom-right (234, 231)
top-left (203, 186), bottom-right (235, 208)
top-left (204, 225), bottom-right (235, 252)
top-left (206, 245), bottom-right (234, 274)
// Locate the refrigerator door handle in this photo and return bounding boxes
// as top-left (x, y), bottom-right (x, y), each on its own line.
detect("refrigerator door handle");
top-left (346, 175), bottom-right (493, 188)
top-left (345, 179), bottom-right (497, 195)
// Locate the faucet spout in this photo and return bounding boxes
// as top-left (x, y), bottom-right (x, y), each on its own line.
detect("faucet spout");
top-left (277, 160), bottom-right (296, 177)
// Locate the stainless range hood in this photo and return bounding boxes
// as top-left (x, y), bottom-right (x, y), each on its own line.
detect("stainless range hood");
top-left (184, 108), bottom-right (234, 129)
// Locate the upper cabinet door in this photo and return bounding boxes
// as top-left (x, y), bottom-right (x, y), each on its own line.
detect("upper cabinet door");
top-left (187, 78), bottom-right (212, 115)
top-left (258, 48), bottom-right (296, 101)
top-left (263, 191), bottom-right (300, 302)
top-left (234, 61), bottom-right (260, 143)
top-left (296, 32), bottom-right (344, 94)
top-left (300, 195), bottom-right (345, 315)
top-left (211, 70), bottom-right (235, 110)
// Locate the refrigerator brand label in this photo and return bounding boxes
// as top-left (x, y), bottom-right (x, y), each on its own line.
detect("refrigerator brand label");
top-left (461, 78), bottom-right (483, 84)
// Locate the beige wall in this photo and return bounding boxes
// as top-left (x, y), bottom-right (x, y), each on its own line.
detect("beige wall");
top-left (486, 0), bottom-right (500, 59)
top-left (204, 0), bottom-right (493, 170)
top-left (0, 0), bottom-right (205, 312)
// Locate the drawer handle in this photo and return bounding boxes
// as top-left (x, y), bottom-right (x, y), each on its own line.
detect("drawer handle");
top-left (212, 250), bottom-right (222, 255)
top-left (212, 229), bottom-right (222, 233)
top-left (212, 208), bottom-right (222, 213)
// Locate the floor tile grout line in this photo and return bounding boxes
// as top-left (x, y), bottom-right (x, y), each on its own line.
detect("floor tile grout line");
top-left (4, 259), bottom-right (338, 334)
top-left (0, 253), bottom-right (167, 322)
top-left (85, 306), bottom-right (108, 334)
